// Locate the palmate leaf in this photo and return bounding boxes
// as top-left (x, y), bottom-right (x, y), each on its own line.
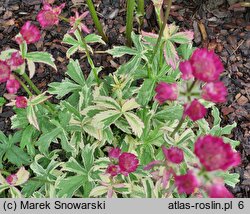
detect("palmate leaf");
top-left (92, 110), bottom-right (122, 129)
top-left (57, 175), bottom-right (86, 198)
top-left (94, 96), bottom-right (121, 110)
top-left (48, 79), bottom-right (82, 99)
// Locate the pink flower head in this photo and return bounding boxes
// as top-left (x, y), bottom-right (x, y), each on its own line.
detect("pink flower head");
top-left (8, 52), bottom-right (24, 70)
top-left (37, 3), bottom-right (65, 28)
top-left (208, 183), bottom-right (234, 198)
top-left (69, 10), bottom-right (90, 34)
top-left (0, 60), bottom-right (11, 83)
top-left (190, 48), bottom-right (224, 82)
top-left (194, 135), bottom-right (241, 171)
top-left (162, 146), bottom-right (184, 164)
top-left (106, 164), bottom-right (120, 177)
top-left (108, 147), bottom-right (121, 160)
top-left (6, 79), bottom-right (20, 94)
top-left (202, 82), bottom-right (227, 103)
top-left (15, 96), bottom-right (28, 108)
top-left (179, 60), bottom-right (194, 80)
top-left (6, 174), bottom-right (18, 186)
top-left (183, 99), bottom-right (207, 121)
top-left (118, 152), bottom-right (139, 176)
top-left (20, 21), bottom-right (41, 44)
top-left (155, 82), bottom-right (178, 104)
top-left (174, 170), bottom-right (199, 194)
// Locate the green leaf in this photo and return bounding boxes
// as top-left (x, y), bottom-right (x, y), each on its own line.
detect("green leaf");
top-left (212, 106), bottom-right (221, 126)
top-left (67, 59), bottom-right (86, 86)
top-left (164, 40), bottom-right (179, 69)
top-left (124, 112), bottom-right (144, 137)
top-left (27, 105), bottom-right (40, 130)
top-left (62, 157), bottom-right (86, 175)
top-left (27, 59), bottom-right (36, 79)
top-left (169, 32), bottom-right (193, 44)
top-left (6, 146), bottom-right (32, 166)
top-left (15, 167), bottom-right (30, 186)
top-left (57, 175), bottom-right (85, 198)
top-left (154, 105), bottom-right (183, 121)
top-left (85, 34), bottom-right (105, 45)
top-left (131, 32), bottom-right (143, 51)
top-left (94, 96), bottom-right (121, 110)
top-left (117, 55), bottom-right (141, 75)
top-left (216, 171), bottom-right (240, 188)
top-left (81, 144), bottom-right (95, 172)
top-left (48, 79), bottom-right (82, 99)
top-left (92, 110), bottom-right (122, 129)
top-left (89, 186), bottom-right (108, 197)
top-left (62, 34), bottom-right (78, 46)
top-left (122, 98), bottom-right (140, 112)
top-left (26, 52), bottom-right (57, 71)
top-left (136, 79), bottom-right (156, 106)
top-left (221, 122), bottom-right (237, 135)
top-left (36, 128), bottom-right (62, 154)
top-left (106, 46), bottom-right (138, 57)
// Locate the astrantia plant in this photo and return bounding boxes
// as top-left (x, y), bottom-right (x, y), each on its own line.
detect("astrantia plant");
top-left (0, 0), bottom-right (241, 198)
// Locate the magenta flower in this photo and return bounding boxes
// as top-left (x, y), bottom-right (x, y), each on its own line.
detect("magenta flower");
top-left (0, 60), bottom-right (11, 83)
top-left (208, 183), bottom-right (234, 198)
top-left (69, 10), bottom-right (90, 34)
top-left (202, 82), bottom-right (227, 103)
top-left (183, 99), bottom-right (207, 121)
top-left (155, 82), bottom-right (178, 104)
top-left (179, 60), bottom-right (194, 80)
top-left (194, 135), bottom-right (241, 171)
top-left (118, 152), bottom-right (139, 176)
top-left (174, 170), bottom-right (199, 194)
top-left (6, 79), bottom-right (20, 94)
top-left (20, 21), bottom-right (41, 44)
top-left (190, 48), bottom-right (224, 82)
top-left (6, 174), bottom-right (18, 186)
top-left (162, 146), bottom-right (184, 164)
top-left (8, 52), bottom-right (24, 70)
top-left (37, 3), bottom-right (65, 28)
top-left (106, 165), bottom-right (120, 177)
top-left (108, 147), bottom-right (121, 160)
top-left (15, 96), bottom-right (28, 108)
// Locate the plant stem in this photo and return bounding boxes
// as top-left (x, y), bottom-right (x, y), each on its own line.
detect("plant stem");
top-left (126, 0), bottom-right (136, 47)
top-left (187, 79), bottom-right (197, 101)
top-left (77, 28), bottom-right (100, 85)
top-left (86, 0), bottom-right (108, 42)
top-left (170, 117), bottom-right (185, 138)
top-left (150, 0), bottom-right (172, 62)
top-left (21, 73), bottom-right (55, 112)
top-left (13, 75), bottom-right (33, 97)
top-left (137, 0), bottom-right (145, 27)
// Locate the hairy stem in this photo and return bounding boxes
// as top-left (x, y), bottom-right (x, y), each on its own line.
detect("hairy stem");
top-left (126, 0), bottom-right (136, 47)
top-left (86, 0), bottom-right (108, 42)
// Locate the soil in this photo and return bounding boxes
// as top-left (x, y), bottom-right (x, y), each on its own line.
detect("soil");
top-left (0, 0), bottom-right (249, 197)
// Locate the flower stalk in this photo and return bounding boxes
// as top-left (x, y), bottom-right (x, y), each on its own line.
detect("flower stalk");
top-left (150, 0), bottom-right (172, 62)
top-left (137, 0), bottom-right (145, 27)
top-left (126, 0), bottom-right (136, 47)
top-left (86, 0), bottom-right (108, 42)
